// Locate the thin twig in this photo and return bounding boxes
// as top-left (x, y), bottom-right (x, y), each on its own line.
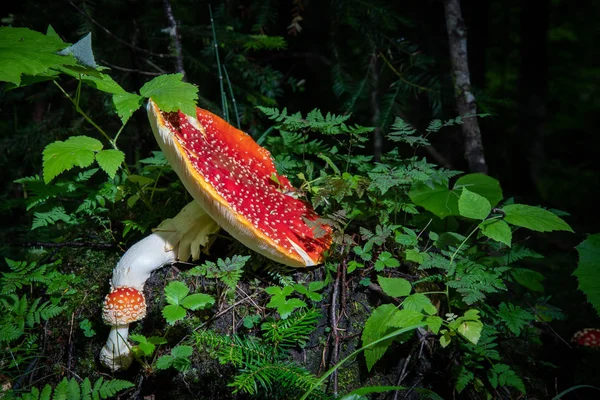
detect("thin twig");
top-left (66, 0), bottom-right (173, 58)
top-left (99, 60), bottom-right (162, 76)
top-left (209, 5), bottom-right (228, 121)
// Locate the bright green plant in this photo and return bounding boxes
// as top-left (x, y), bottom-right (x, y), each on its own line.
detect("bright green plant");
top-left (162, 281), bottom-right (215, 325)
top-left (9, 377), bottom-right (133, 400)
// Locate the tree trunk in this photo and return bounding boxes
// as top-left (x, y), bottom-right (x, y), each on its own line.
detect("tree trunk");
top-left (444, 0), bottom-right (488, 174)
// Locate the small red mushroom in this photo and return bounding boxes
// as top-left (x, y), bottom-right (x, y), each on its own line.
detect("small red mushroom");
top-left (572, 328), bottom-right (600, 349)
top-left (100, 286), bottom-right (148, 371)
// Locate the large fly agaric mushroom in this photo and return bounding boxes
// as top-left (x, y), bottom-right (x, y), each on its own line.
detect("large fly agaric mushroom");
top-left (147, 99), bottom-right (332, 267)
top-left (100, 101), bottom-right (332, 371)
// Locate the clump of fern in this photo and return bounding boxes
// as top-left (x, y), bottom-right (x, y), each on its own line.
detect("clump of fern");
top-left (195, 308), bottom-right (326, 399)
top-left (7, 377), bottom-right (133, 400)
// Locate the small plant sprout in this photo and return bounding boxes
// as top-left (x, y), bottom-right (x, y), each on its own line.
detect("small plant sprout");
top-left (100, 201), bottom-right (219, 371)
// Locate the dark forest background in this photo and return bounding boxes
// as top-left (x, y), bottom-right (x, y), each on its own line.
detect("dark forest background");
top-left (1, 0), bottom-right (600, 399)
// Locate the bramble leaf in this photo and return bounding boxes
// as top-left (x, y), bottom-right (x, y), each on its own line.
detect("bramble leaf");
top-left (378, 276), bottom-right (411, 297)
top-left (95, 149), bottom-right (125, 179)
top-left (164, 281), bottom-right (189, 305)
top-left (362, 304), bottom-right (398, 371)
top-left (180, 293), bottom-right (215, 310)
top-left (480, 219), bottom-right (512, 247)
top-left (140, 73), bottom-right (198, 116)
top-left (42, 136), bottom-right (103, 183)
top-left (458, 188), bottom-right (491, 220)
top-left (503, 204), bottom-right (573, 233)
top-left (574, 234), bottom-right (600, 316)
top-left (0, 27), bottom-right (76, 86)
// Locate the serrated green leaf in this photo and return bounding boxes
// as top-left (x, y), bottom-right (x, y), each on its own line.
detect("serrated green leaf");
top-left (162, 304), bottom-right (186, 325)
top-left (511, 269), bottom-right (545, 292)
top-left (95, 149), bottom-right (125, 179)
top-left (458, 187), bottom-right (491, 220)
top-left (42, 136), bottom-right (103, 183)
top-left (164, 281), bottom-right (189, 305)
top-left (408, 181), bottom-right (458, 218)
top-left (140, 73), bottom-right (198, 116)
top-left (454, 173), bottom-right (503, 207)
top-left (388, 309), bottom-right (424, 328)
top-left (481, 219), bottom-right (512, 247)
top-left (426, 316), bottom-right (443, 334)
top-left (574, 234), bottom-right (600, 317)
top-left (362, 304), bottom-right (399, 371)
top-left (457, 320), bottom-right (483, 344)
top-left (0, 27), bottom-right (76, 85)
top-left (181, 293), bottom-right (215, 310)
top-left (378, 276), bottom-right (411, 297)
top-left (155, 355), bottom-right (174, 369)
top-left (403, 293), bottom-right (437, 315)
top-left (113, 92), bottom-right (143, 124)
top-left (503, 204), bottom-right (573, 233)
top-left (171, 345), bottom-right (193, 358)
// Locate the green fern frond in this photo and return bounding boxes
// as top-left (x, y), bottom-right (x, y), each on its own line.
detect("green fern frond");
top-left (229, 361), bottom-right (323, 398)
top-left (13, 377), bottom-right (133, 400)
top-left (195, 330), bottom-right (278, 367)
top-left (261, 309), bottom-right (321, 349)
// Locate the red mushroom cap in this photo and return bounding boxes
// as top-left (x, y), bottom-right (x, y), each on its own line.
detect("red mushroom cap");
top-left (572, 328), bottom-right (600, 349)
top-left (102, 286), bottom-right (147, 325)
top-left (147, 100), bottom-right (332, 267)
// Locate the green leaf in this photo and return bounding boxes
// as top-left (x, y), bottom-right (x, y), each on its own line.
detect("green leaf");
top-left (362, 304), bottom-right (399, 371)
top-left (113, 92), bottom-right (144, 124)
top-left (503, 204), bottom-right (573, 233)
top-left (171, 345), bottom-right (193, 358)
top-left (408, 181), bottom-right (458, 218)
top-left (574, 234), bottom-right (600, 316)
top-left (155, 355), bottom-right (174, 369)
top-left (454, 173), bottom-right (503, 207)
top-left (95, 149), bottom-right (125, 179)
top-left (140, 73), bottom-right (198, 116)
top-left (42, 136), bottom-right (103, 183)
top-left (409, 173), bottom-right (503, 219)
top-left (162, 304), bottom-right (186, 325)
top-left (387, 309), bottom-right (424, 328)
top-left (458, 187), bottom-right (491, 220)
top-left (511, 269), bottom-right (545, 292)
top-left (426, 316), bottom-right (443, 334)
top-left (378, 276), bottom-right (411, 297)
top-left (457, 320), bottom-right (483, 344)
top-left (497, 302), bottom-right (534, 336)
top-left (164, 281), bottom-right (189, 305)
top-left (481, 219), bottom-right (512, 247)
top-left (0, 27), bottom-right (76, 85)
top-left (181, 293), bottom-right (215, 310)
top-left (403, 293), bottom-right (437, 315)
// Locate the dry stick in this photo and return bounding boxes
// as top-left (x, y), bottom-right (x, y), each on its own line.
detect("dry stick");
top-left (66, 0), bottom-right (172, 58)
top-left (162, 0), bottom-right (186, 78)
top-left (99, 60), bottom-right (162, 76)
top-left (392, 354), bottom-right (412, 400)
top-left (444, 0), bottom-right (488, 174)
top-left (329, 262), bottom-right (342, 396)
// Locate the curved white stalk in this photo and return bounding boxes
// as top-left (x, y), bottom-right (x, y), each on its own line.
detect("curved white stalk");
top-left (99, 325), bottom-right (131, 371)
top-left (100, 201), bottom-right (220, 371)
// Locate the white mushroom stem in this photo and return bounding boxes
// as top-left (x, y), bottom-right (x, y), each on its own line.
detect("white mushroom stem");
top-left (100, 201), bottom-right (220, 371)
top-left (99, 325), bottom-right (132, 371)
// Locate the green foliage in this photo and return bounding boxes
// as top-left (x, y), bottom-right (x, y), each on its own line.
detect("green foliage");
top-left (156, 345), bottom-right (194, 372)
top-left (187, 255), bottom-right (249, 291)
top-left (0, 26), bottom-right (76, 86)
top-left (265, 285), bottom-right (307, 319)
top-left (162, 281), bottom-right (215, 325)
top-left (12, 377), bottom-right (133, 400)
top-left (130, 334), bottom-right (167, 358)
top-left (139, 73), bottom-right (198, 116)
top-left (574, 233), bottom-right (600, 316)
top-left (503, 204), bottom-right (573, 233)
